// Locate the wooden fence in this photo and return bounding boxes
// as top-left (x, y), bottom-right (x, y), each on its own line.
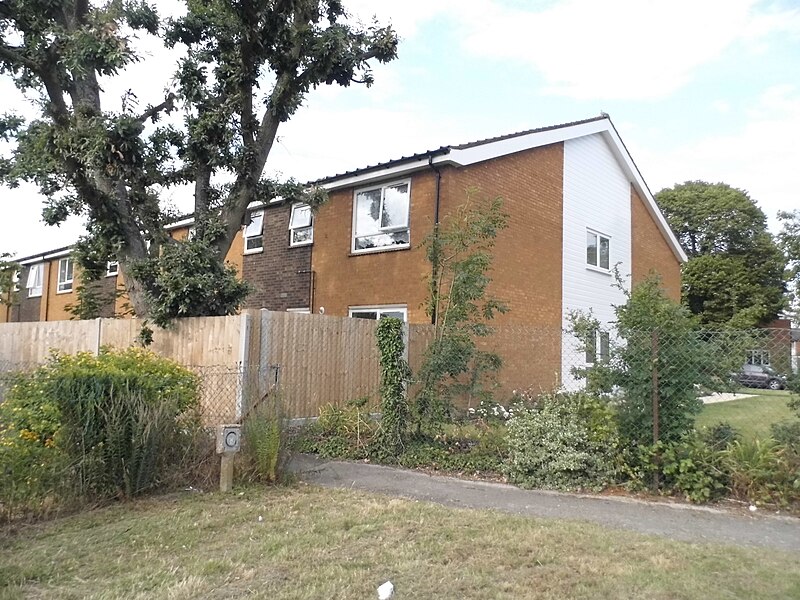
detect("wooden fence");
top-left (0, 310), bottom-right (385, 423)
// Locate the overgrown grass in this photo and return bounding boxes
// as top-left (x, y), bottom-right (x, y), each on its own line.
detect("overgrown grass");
top-left (1, 486), bottom-right (799, 599)
top-left (696, 391), bottom-right (795, 439)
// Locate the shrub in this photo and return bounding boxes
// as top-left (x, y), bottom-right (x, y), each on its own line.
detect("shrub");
top-left (241, 397), bottom-right (287, 483)
top-left (504, 392), bottom-right (620, 491)
top-left (373, 317), bottom-right (410, 460)
top-left (660, 437), bottom-right (728, 503)
top-left (296, 400), bottom-right (377, 460)
top-left (702, 422), bottom-right (740, 450)
top-left (723, 439), bottom-right (799, 506)
top-left (0, 348), bottom-right (201, 508)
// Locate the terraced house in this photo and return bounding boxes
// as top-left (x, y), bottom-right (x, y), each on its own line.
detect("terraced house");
top-left (1, 116), bottom-right (685, 388)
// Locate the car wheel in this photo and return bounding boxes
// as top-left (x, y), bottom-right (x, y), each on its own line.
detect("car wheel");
top-left (768, 379), bottom-right (783, 391)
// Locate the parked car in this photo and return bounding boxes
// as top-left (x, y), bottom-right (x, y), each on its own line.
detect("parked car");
top-left (734, 364), bottom-right (786, 390)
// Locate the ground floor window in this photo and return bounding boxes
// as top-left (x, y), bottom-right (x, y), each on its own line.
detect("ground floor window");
top-left (747, 349), bottom-right (770, 366)
top-left (586, 329), bottom-right (610, 364)
top-left (348, 305), bottom-right (407, 321)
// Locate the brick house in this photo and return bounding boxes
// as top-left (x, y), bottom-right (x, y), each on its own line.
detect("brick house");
top-left (1, 115), bottom-right (684, 388)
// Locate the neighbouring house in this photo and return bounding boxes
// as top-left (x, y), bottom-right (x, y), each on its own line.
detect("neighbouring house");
top-left (0, 115), bottom-right (686, 390)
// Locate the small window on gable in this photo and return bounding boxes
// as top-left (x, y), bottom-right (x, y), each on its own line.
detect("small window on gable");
top-left (353, 180), bottom-right (410, 253)
top-left (289, 203), bottom-right (313, 247)
top-left (26, 263), bottom-right (43, 298)
top-left (244, 210), bottom-right (264, 253)
top-left (348, 305), bottom-right (407, 322)
top-left (586, 229), bottom-right (611, 270)
top-left (586, 330), bottom-right (610, 364)
top-left (106, 261), bottom-right (119, 277)
top-left (57, 258), bottom-right (74, 293)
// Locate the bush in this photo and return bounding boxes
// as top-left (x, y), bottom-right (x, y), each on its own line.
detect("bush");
top-left (241, 397), bottom-right (287, 483)
top-left (0, 348), bottom-right (201, 512)
top-left (660, 437), bottom-right (728, 503)
top-left (295, 400), bottom-right (377, 460)
top-left (723, 439), bottom-right (799, 506)
top-left (503, 392), bottom-right (620, 491)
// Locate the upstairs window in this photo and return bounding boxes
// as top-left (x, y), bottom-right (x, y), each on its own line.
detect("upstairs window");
top-left (12, 270), bottom-right (19, 292)
top-left (106, 261), bottom-right (119, 277)
top-left (26, 263), bottom-right (43, 298)
top-left (289, 203), bottom-right (313, 247)
top-left (244, 210), bottom-right (264, 253)
top-left (353, 180), bottom-right (410, 252)
top-left (57, 258), bottom-right (74, 293)
top-left (586, 229), bottom-right (610, 270)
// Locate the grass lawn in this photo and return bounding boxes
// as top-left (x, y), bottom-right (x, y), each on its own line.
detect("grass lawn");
top-left (1, 486), bottom-right (799, 600)
top-left (696, 390), bottom-right (795, 439)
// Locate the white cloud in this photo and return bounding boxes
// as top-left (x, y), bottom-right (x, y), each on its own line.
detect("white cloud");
top-left (454, 0), bottom-right (797, 100)
top-left (632, 84), bottom-right (800, 231)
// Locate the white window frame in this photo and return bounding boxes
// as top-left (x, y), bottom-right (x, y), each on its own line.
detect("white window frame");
top-left (586, 329), bottom-right (610, 364)
top-left (57, 257), bottom-right (74, 294)
top-left (26, 263), bottom-right (44, 298)
top-left (12, 270), bottom-right (19, 292)
top-left (747, 349), bottom-right (770, 366)
top-left (287, 307), bottom-right (311, 314)
top-left (586, 228), bottom-right (611, 272)
top-left (106, 261), bottom-right (119, 277)
top-left (289, 203), bottom-right (313, 247)
top-left (351, 179), bottom-right (411, 254)
top-left (348, 305), bottom-right (408, 322)
top-left (244, 209), bottom-right (264, 254)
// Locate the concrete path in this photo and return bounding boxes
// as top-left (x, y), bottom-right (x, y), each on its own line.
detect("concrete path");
top-left (700, 392), bottom-right (756, 404)
top-left (289, 454), bottom-right (800, 553)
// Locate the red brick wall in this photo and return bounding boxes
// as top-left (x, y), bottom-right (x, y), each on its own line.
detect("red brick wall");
top-left (242, 203), bottom-right (313, 311)
top-left (630, 186), bottom-right (682, 301)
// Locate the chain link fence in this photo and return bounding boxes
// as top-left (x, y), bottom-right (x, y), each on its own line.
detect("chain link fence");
top-left (2, 326), bottom-right (797, 443)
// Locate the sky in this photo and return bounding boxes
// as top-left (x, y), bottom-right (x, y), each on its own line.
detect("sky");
top-left (2, 0), bottom-right (800, 258)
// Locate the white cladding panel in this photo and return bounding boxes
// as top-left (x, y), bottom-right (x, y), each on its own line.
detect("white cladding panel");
top-left (561, 133), bottom-right (632, 389)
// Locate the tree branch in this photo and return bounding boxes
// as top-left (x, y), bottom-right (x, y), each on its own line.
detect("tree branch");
top-left (135, 94), bottom-right (176, 124)
top-left (0, 44), bottom-right (37, 71)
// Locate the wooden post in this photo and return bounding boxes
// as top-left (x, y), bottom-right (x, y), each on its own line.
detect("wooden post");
top-left (651, 329), bottom-right (660, 492)
top-left (220, 453), bottom-right (234, 493)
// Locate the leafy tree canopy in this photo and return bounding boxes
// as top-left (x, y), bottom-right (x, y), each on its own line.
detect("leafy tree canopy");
top-left (0, 0), bottom-right (398, 321)
top-left (0, 252), bottom-right (19, 306)
top-left (655, 181), bottom-right (786, 328)
top-left (778, 209), bottom-right (800, 317)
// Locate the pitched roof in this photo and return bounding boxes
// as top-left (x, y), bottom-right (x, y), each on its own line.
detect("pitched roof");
top-left (11, 114), bottom-right (687, 264)
top-left (313, 115), bottom-right (608, 186)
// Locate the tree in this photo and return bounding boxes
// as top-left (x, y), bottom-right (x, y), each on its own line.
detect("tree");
top-left (778, 210), bottom-right (800, 318)
top-left (0, 252), bottom-right (19, 306)
top-left (0, 1), bottom-right (398, 321)
top-left (655, 181), bottom-right (786, 328)
top-left (414, 189), bottom-right (508, 430)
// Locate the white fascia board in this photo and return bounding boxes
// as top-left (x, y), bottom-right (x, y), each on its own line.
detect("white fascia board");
top-left (598, 128), bottom-right (688, 264)
top-left (446, 119), bottom-right (611, 167)
top-left (164, 217), bottom-right (195, 231)
top-left (320, 156), bottom-right (456, 191)
top-left (19, 248), bottom-right (72, 265)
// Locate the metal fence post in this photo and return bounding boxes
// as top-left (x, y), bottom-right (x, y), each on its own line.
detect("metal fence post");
top-left (651, 328), bottom-right (660, 492)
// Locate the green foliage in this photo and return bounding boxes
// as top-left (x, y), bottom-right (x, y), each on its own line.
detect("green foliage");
top-left (398, 423), bottom-right (508, 475)
top-left (0, 348), bottom-right (201, 504)
top-left (373, 318), bottom-right (411, 460)
top-left (655, 181), bottom-right (786, 327)
top-left (0, 1), bottom-right (398, 322)
top-left (0, 252), bottom-right (18, 306)
top-left (296, 401), bottom-right (377, 460)
top-left (778, 209), bottom-right (800, 316)
top-left (504, 393), bottom-right (621, 491)
top-left (723, 439), bottom-right (799, 506)
top-left (576, 275), bottom-right (743, 446)
top-left (415, 190), bottom-right (508, 430)
top-left (241, 398), bottom-right (285, 484)
top-left (130, 235), bottom-right (251, 328)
